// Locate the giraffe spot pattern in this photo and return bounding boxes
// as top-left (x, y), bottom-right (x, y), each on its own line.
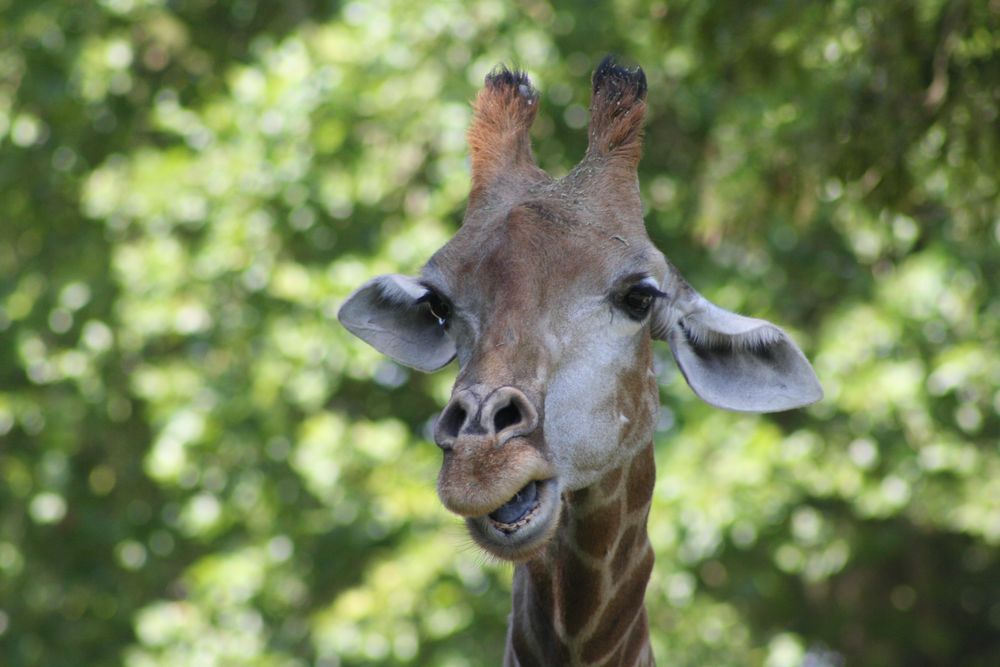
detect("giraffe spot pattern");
top-left (580, 545), bottom-right (654, 664)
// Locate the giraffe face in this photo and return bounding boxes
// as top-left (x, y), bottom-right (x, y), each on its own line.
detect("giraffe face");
top-left (338, 59), bottom-right (822, 562)
top-left (419, 202), bottom-right (666, 559)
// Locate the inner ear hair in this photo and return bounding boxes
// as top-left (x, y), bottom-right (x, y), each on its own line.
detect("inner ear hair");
top-left (679, 318), bottom-right (784, 353)
top-left (373, 276), bottom-right (425, 306)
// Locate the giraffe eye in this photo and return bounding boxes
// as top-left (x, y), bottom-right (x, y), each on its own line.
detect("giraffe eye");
top-left (417, 290), bottom-right (451, 326)
top-left (620, 282), bottom-right (665, 321)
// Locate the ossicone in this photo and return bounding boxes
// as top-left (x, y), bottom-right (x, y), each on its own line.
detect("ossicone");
top-left (587, 55), bottom-right (648, 165)
top-left (466, 64), bottom-right (543, 197)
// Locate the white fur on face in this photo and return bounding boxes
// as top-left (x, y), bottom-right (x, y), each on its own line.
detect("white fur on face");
top-left (542, 297), bottom-right (657, 491)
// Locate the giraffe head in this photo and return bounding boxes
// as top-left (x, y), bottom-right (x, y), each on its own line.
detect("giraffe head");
top-left (339, 58), bottom-right (821, 561)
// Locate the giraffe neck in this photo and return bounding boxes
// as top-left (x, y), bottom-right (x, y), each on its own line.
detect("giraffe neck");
top-left (504, 442), bottom-right (656, 666)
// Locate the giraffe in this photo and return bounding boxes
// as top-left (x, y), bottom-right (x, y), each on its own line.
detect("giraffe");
top-left (338, 57), bottom-right (822, 666)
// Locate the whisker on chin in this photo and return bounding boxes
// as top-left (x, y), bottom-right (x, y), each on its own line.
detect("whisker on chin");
top-left (444, 519), bottom-right (518, 570)
top-left (454, 528), bottom-right (503, 571)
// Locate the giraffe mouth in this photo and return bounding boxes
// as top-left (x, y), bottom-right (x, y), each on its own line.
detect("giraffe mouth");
top-left (487, 481), bottom-right (540, 531)
top-left (466, 477), bottom-right (560, 560)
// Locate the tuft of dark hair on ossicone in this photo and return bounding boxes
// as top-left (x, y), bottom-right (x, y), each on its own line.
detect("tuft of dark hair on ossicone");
top-left (592, 54), bottom-right (647, 101)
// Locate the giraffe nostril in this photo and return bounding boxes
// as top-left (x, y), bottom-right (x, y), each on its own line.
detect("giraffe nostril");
top-left (437, 404), bottom-right (467, 445)
top-left (493, 401), bottom-right (521, 433)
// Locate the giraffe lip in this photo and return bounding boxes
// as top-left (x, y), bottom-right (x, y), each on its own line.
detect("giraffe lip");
top-left (467, 478), bottom-right (560, 560)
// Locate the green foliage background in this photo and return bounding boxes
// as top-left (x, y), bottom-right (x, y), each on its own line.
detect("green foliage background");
top-left (1, 0), bottom-right (998, 665)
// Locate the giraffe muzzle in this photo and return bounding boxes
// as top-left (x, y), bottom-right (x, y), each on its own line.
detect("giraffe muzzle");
top-left (433, 385), bottom-right (561, 559)
top-left (435, 434), bottom-right (553, 517)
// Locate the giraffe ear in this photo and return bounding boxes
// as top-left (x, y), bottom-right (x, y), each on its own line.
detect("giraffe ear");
top-left (338, 275), bottom-right (456, 372)
top-left (653, 291), bottom-right (822, 413)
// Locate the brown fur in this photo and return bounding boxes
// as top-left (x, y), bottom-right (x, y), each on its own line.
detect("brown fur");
top-left (626, 444), bottom-right (656, 513)
top-left (612, 524), bottom-right (641, 578)
top-left (572, 499), bottom-right (622, 559)
top-left (562, 548), bottom-right (604, 637)
top-left (600, 467), bottom-right (624, 495)
top-left (580, 545), bottom-right (654, 663)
